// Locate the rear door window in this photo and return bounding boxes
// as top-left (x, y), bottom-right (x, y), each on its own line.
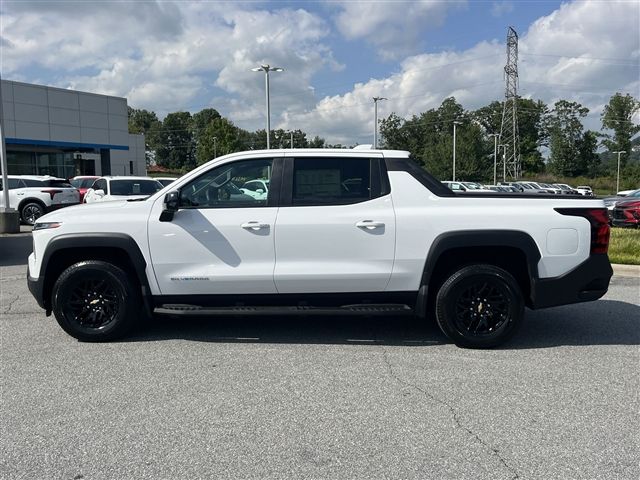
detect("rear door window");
top-left (291, 157), bottom-right (376, 206)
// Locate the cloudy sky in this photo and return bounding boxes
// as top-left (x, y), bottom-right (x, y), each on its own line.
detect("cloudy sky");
top-left (1, 0), bottom-right (638, 144)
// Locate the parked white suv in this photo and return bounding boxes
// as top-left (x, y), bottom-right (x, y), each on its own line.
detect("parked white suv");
top-left (84, 176), bottom-right (164, 203)
top-left (0, 175), bottom-right (80, 225)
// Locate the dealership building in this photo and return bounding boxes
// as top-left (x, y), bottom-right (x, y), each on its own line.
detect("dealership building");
top-left (1, 79), bottom-right (145, 179)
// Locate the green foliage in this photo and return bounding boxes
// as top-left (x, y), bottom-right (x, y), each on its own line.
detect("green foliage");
top-left (608, 228), bottom-right (640, 266)
top-left (197, 117), bottom-right (243, 165)
top-left (127, 107), bottom-right (161, 165)
top-left (601, 93), bottom-right (640, 168)
top-left (382, 97), bottom-right (491, 181)
top-left (155, 111), bottom-right (194, 171)
top-left (545, 100), bottom-right (589, 176)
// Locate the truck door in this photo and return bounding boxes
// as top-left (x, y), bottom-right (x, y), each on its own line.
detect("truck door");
top-left (273, 155), bottom-right (396, 293)
top-left (147, 157), bottom-right (281, 295)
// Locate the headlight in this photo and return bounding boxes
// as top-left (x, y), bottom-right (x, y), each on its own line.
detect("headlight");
top-left (33, 222), bottom-right (62, 231)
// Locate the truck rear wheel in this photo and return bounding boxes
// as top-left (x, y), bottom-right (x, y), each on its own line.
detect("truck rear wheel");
top-left (52, 261), bottom-right (139, 342)
top-left (435, 264), bottom-right (523, 348)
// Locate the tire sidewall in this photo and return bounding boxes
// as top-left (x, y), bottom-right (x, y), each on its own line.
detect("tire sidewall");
top-left (52, 261), bottom-right (137, 341)
top-left (20, 202), bottom-right (44, 225)
top-left (436, 265), bottom-right (524, 348)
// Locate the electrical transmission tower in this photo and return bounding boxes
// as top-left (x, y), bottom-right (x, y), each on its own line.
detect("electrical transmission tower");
top-left (499, 26), bottom-right (521, 180)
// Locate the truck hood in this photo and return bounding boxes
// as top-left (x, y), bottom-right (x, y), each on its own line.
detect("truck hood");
top-left (37, 198), bottom-right (151, 224)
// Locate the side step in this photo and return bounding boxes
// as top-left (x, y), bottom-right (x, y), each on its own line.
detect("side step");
top-left (154, 303), bottom-right (413, 317)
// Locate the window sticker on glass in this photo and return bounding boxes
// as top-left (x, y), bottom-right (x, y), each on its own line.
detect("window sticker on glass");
top-left (296, 169), bottom-right (341, 197)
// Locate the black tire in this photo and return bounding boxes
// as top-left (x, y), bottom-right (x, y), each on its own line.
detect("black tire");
top-left (435, 264), bottom-right (524, 348)
top-left (20, 201), bottom-right (44, 225)
top-left (52, 261), bottom-right (140, 342)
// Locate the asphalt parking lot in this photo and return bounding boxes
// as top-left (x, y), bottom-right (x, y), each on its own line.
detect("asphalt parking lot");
top-left (1, 236), bottom-right (638, 479)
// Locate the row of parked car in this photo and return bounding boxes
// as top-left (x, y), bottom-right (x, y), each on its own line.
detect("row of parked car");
top-left (0, 174), bottom-right (178, 225)
top-left (0, 174), bottom-right (274, 225)
top-left (441, 180), bottom-right (595, 195)
top-left (441, 180), bottom-right (640, 227)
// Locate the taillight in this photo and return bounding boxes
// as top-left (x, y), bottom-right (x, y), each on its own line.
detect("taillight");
top-left (555, 208), bottom-right (610, 254)
top-left (41, 189), bottom-right (63, 200)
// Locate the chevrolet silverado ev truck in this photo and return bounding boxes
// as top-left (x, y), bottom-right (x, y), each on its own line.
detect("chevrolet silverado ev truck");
top-left (27, 149), bottom-right (613, 348)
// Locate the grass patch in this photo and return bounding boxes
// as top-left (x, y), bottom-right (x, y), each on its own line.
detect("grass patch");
top-left (608, 227), bottom-right (640, 265)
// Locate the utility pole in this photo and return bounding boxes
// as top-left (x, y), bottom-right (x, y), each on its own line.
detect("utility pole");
top-left (251, 64), bottom-right (284, 149)
top-left (452, 120), bottom-right (462, 181)
top-left (373, 97), bottom-right (387, 148)
top-left (489, 134), bottom-right (499, 185)
top-left (213, 136), bottom-right (217, 158)
top-left (290, 131), bottom-right (294, 149)
top-left (0, 75), bottom-right (19, 233)
top-left (499, 27), bottom-right (521, 180)
top-left (612, 151), bottom-right (626, 193)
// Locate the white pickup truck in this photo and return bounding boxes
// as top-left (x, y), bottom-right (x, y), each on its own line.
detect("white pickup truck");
top-left (28, 148), bottom-right (613, 348)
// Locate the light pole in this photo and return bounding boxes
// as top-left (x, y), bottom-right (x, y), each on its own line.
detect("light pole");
top-left (499, 143), bottom-right (509, 182)
top-left (290, 131), bottom-right (294, 149)
top-left (612, 151), bottom-right (626, 193)
top-left (452, 120), bottom-right (462, 181)
top-left (251, 64), bottom-right (284, 149)
top-left (489, 134), bottom-right (499, 185)
top-left (373, 97), bottom-right (387, 148)
top-left (213, 136), bottom-right (217, 158)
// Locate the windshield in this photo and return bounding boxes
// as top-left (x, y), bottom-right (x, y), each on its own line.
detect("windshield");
top-left (110, 179), bottom-right (163, 196)
top-left (462, 182), bottom-right (481, 190)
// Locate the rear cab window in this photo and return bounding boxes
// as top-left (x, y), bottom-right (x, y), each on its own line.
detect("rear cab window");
top-left (285, 157), bottom-right (389, 206)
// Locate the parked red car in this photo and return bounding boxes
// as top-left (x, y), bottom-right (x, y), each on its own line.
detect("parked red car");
top-left (69, 176), bottom-right (99, 203)
top-left (612, 198), bottom-right (640, 228)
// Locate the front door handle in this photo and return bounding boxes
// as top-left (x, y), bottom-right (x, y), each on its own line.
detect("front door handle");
top-left (241, 221), bottom-right (270, 231)
top-left (356, 220), bottom-right (385, 230)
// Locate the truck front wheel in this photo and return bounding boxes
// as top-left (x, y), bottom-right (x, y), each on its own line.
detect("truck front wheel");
top-left (435, 264), bottom-right (523, 348)
top-left (52, 261), bottom-right (139, 341)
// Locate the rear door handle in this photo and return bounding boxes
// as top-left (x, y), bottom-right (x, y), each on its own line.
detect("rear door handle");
top-left (356, 220), bottom-right (385, 229)
top-left (241, 221), bottom-right (270, 231)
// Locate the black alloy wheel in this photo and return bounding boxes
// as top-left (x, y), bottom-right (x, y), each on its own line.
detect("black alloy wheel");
top-left (52, 261), bottom-right (139, 341)
top-left (435, 264), bottom-right (524, 348)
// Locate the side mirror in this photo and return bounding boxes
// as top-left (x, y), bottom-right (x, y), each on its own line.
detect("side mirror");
top-left (256, 188), bottom-right (264, 194)
top-left (160, 190), bottom-right (179, 222)
top-left (94, 189), bottom-right (105, 197)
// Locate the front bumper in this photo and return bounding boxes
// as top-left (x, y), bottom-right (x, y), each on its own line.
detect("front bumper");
top-left (529, 254), bottom-right (613, 309)
top-left (27, 270), bottom-right (48, 311)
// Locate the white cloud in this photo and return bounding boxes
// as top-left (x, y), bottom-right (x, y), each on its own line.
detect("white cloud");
top-left (0, 1), bottom-right (338, 120)
top-left (331, 0), bottom-right (466, 60)
top-left (491, 1), bottom-right (514, 18)
top-left (283, 0), bottom-right (640, 144)
top-left (1, 0), bottom-right (637, 146)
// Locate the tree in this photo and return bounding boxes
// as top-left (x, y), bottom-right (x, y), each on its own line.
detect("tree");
top-left (601, 92), bottom-right (640, 168)
top-left (544, 100), bottom-right (589, 176)
top-left (155, 112), bottom-right (194, 171)
top-left (578, 130), bottom-right (601, 177)
top-left (192, 108), bottom-right (222, 164)
top-left (127, 107), bottom-right (162, 166)
top-left (381, 98), bottom-right (490, 181)
top-left (196, 117), bottom-right (244, 164)
top-left (473, 99), bottom-right (547, 174)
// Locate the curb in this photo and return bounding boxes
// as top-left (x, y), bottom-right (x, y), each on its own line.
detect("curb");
top-left (612, 263), bottom-right (640, 278)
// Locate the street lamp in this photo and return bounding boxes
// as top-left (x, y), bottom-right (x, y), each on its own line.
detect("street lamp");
top-left (612, 150), bottom-right (626, 193)
top-left (212, 136), bottom-right (217, 158)
top-left (251, 64), bottom-right (284, 149)
top-left (489, 134), bottom-right (499, 185)
top-left (499, 143), bottom-right (509, 182)
top-left (452, 120), bottom-right (462, 181)
top-left (373, 97), bottom-right (387, 149)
